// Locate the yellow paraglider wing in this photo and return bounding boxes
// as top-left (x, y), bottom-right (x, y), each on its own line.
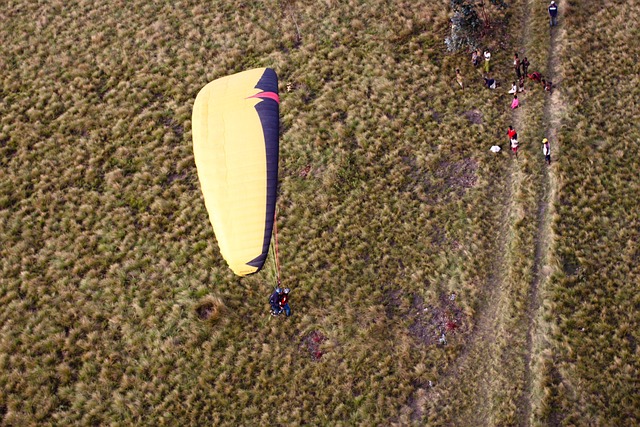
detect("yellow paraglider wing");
top-left (192, 68), bottom-right (279, 276)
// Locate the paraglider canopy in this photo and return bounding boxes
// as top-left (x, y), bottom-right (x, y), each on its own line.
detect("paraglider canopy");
top-left (192, 68), bottom-right (280, 276)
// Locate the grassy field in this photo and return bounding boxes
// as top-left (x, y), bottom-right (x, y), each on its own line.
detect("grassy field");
top-left (0, 0), bottom-right (638, 425)
top-left (530, 0), bottom-right (640, 425)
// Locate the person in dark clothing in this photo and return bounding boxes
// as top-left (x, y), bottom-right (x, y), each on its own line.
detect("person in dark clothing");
top-left (521, 57), bottom-right (530, 76)
top-left (483, 76), bottom-right (497, 89)
top-left (528, 72), bottom-right (542, 83)
top-left (472, 49), bottom-right (481, 67)
top-left (513, 53), bottom-right (521, 79)
top-left (269, 287), bottom-right (283, 315)
top-left (279, 288), bottom-right (291, 317)
top-left (549, 1), bottom-right (558, 26)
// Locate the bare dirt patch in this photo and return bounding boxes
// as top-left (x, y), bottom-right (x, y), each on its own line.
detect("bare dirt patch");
top-left (301, 330), bottom-right (326, 361)
top-left (463, 109), bottom-right (483, 124)
top-left (408, 294), bottom-right (467, 346)
top-left (439, 158), bottom-right (478, 191)
top-left (194, 295), bottom-right (226, 322)
top-left (418, 158), bottom-right (479, 206)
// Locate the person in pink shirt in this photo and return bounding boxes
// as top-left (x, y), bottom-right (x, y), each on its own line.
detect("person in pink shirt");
top-left (511, 94), bottom-right (519, 109)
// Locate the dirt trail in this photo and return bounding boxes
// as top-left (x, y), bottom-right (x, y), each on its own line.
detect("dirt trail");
top-left (410, 180), bottom-right (514, 424)
top-left (412, 1), bottom-right (533, 422)
top-left (520, 0), bottom-right (566, 425)
top-left (411, 0), bottom-right (566, 424)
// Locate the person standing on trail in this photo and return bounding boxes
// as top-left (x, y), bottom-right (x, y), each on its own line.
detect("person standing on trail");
top-left (511, 137), bottom-right (519, 158)
top-left (521, 57), bottom-right (530, 77)
top-left (513, 53), bottom-right (521, 79)
top-left (548, 1), bottom-right (558, 26)
top-left (542, 138), bottom-right (551, 165)
top-left (507, 126), bottom-right (518, 146)
top-left (484, 50), bottom-right (491, 73)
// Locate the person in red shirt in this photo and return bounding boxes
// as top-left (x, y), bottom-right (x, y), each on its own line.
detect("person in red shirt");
top-left (507, 126), bottom-right (518, 146)
top-left (528, 72), bottom-right (542, 83)
top-left (279, 288), bottom-right (291, 317)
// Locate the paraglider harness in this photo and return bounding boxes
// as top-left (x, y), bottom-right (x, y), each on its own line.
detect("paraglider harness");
top-left (269, 285), bottom-right (291, 316)
top-left (269, 286), bottom-right (283, 316)
top-left (268, 209), bottom-right (291, 317)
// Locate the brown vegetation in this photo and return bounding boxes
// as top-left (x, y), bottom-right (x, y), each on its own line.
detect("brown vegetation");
top-left (530, 1), bottom-right (640, 425)
top-left (0, 0), bottom-right (637, 425)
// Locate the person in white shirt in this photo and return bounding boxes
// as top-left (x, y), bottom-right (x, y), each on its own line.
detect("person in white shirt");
top-left (484, 50), bottom-right (491, 73)
top-left (542, 138), bottom-right (551, 165)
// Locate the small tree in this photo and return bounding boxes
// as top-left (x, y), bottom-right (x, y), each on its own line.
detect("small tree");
top-left (445, 0), bottom-right (509, 52)
top-left (445, 0), bottom-right (482, 52)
